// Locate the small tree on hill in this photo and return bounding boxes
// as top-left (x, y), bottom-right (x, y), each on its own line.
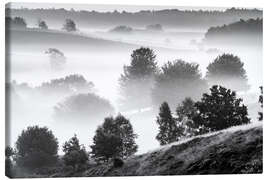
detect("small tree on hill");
top-left (15, 126), bottom-right (59, 169)
top-left (62, 135), bottom-right (89, 170)
top-left (258, 86), bottom-right (263, 121)
top-left (62, 19), bottom-right (76, 32)
top-left (45, 48), bottom-right (66, 70)
top-left (193, 85), bottom-right (250, 133)
top-left (156, 102), bottom-right (180, 145)
top-left (206, 54), bottom-right (249, 92)
top-left (90, 115), bottom-right (138, 161)
top-left (176, 97), bottom-right (198, 137)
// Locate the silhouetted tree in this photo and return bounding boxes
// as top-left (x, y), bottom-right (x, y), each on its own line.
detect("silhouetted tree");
top-left (193, 85), bottom-right (250, 133)
top-left (62, 19), bottom-right (76, 32)
top-left (258, 86), bottom-right (263, 121)
top-left (176, 97), bottom-right (198, 137)
top-left (91, 115), bottom-right (138, 161)
top-left (15, 126), bottom-right (59, 169)
top-left (119, 47), bottom-right (158, 110)
top-left (5, 146), bottom-right (14, 177)
top-left (206, 54), bottom-right (249, 92)
top-left (45, 48), bottom-right (66, 70)
top-left (38, 19), bottom-right (48, 30)
top-left (54, 93), bottom-right (114, 122)
top-left (156, 102), bottom-right (180, 145)
top-left (152, 59), bottom-right (207, 109)
top-left (62, 134), bottom-right (89, 171)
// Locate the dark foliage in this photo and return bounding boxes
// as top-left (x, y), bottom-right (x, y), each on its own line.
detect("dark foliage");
top-left (206, 54), bottom-right (249, 92)
top-left (53, 93), bottom-right (114, 121)
top-left (5, 146), bottom-right (15, 177)
top-left (146, 24), bottom-right (163, 31)
top-left (110, 25), bottom-right (133, 33)
top-left (91, 114), bottom-right (138, 161)
top-left (5, 16), bottom-right (27, 29)
top-left (38, 19), bottom-right (48, 29)
top-left (62, 134), bottom-right (89, 170)
top-left (193, 85), bottom-right (250, 133)
top-left (156, 102), bottom-right (181, 145)
top-left (258, 86), bottom-right (263, 121)
top-left (62, 19), bottom-right (76, 32)
top-left (113, 157), bottom-right (124, 168)
top-left (152, 59), bottom-right (207, 109)
top-left (15, 126), bottom-right (59, 169)
top-left (119, 47), bottom-right (158, 110)
top-left (176, 97), bottom-right (198, 137)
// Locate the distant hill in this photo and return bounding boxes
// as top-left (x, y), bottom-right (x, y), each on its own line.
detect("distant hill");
top-left (17, 122), bottom-right (262, 177)
top-left (6, 7), bottom-right (262, 30)
top-left (203, 18), bottom-right (262, 46)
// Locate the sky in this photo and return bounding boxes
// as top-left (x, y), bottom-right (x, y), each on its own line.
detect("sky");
top-left (8, 2), bottom-right (229, 12)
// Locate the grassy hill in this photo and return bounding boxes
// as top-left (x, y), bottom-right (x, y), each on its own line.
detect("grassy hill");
top-left (23, 122), bottom-right (262, 178)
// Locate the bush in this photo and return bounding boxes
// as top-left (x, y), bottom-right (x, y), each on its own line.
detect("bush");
top-left (15, 126), bottom-right (59, 169)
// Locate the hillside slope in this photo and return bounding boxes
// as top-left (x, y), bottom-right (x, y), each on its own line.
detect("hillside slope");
top-left (83, 123), bottom-right (262, 176)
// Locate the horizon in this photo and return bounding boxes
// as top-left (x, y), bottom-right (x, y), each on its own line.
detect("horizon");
top-left (6, 2), bottom-right (262, 13)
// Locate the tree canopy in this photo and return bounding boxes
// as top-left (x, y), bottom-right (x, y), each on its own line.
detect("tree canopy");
top-left (15, 126), bottom-right (59, 169)
top-left (206, 54), bottom-right (249, 92)
top-left (152, 59), bottom-right (207, 109)
top-left (62, 19), bottom-right (76, 32)
top-left (38, 19), bottom-right (48, 30)
top-left (193, 85), bottom-right (250, 133)
top-left (91, 114), bottom-right (138, 161)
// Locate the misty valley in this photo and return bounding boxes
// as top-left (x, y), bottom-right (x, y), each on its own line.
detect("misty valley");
top-left (5, 4), bottom-right (263, 178)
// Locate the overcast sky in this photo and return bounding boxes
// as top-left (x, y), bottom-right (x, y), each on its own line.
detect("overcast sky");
top-left (8, 2), bottom-right (230, 12)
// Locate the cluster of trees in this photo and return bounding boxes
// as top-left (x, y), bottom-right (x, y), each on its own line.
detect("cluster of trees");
top-left (204, 18), bottom-right (262, 45)
top-left (6, 114), bottom-right (138, 177)
top-left (145, 24), bottom-right (163, 31)
top-left (6, 15), bottom-right (77, 32)
top-left (119, 47), bottom-right (249, 111)
top-left (6, 16), bottom-right (27, 29)
top-left (156, 85), bottom-right (253, 145)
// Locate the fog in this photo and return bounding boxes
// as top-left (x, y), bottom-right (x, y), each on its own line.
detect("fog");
top-left (6, 12), bottom-right (262, 155)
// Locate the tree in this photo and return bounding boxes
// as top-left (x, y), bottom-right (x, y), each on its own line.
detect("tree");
top-left (15, 126), bottom-right (59, 169)
top-left (258, 86), bottom-right (263, 121)
top-left (175, 97), bottom-right (198, 137)
top-left (62, 19), bottom-right (76, 32)
top-left (38, 19), bottom-right (48, 30)
top-left (206, 54), bottom-right (249, 92)
top-left (156, 102), bottom-right (180, 145)
top-left (152, 59), bottom-right (207, 109)
top-left (146, 24), bottom-right (163, 31)
top-left (62, 135), bottom-right (89, 170)
top-left (119, 47), bottom-right (158, 110)
top-left (193, 85), bottom-right (250, 133)
top-left (5, 146), bottom-right (14, 177)
top-left (90, 115), bottom-right (138, 161)
top-left (7, 17), bottom-right (27, 28)
top-left (109, 25), bottom-right (133, 33)
top-left (53, 93), bottom-right (114, 122)
top-left (38, 74), bottom-right (94, 95)
top-left (45, 48), bottom-right (66, 70)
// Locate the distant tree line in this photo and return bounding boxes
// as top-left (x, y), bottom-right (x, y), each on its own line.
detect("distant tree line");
top-left (6, 7), bottom-right (262, 29)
